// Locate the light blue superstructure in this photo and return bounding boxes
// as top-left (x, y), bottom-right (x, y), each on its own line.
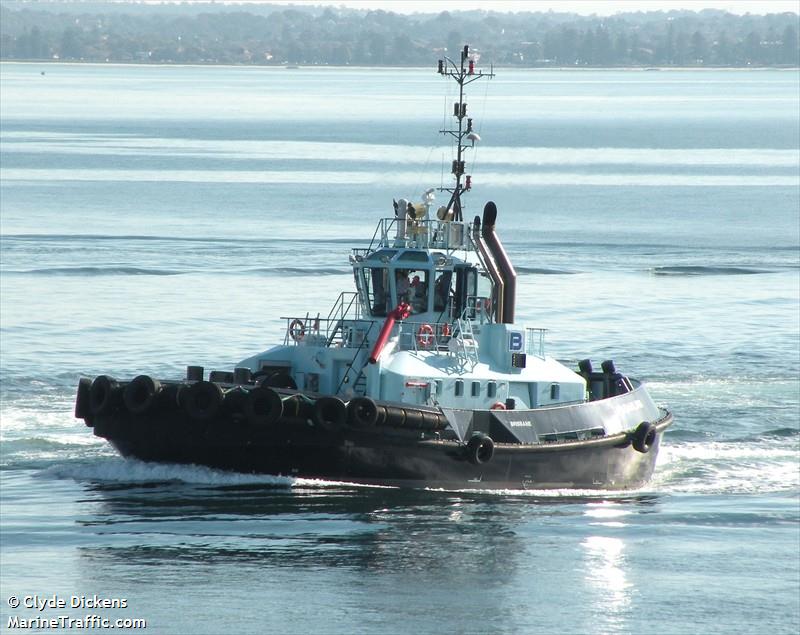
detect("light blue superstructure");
top-left (237, 211), bottom-right (589, 417)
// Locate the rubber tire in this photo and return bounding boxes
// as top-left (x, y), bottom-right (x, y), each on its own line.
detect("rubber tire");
top-left (89, 375), bottom-right (119, 416)
top-left (313, 396), bottom-right (347, 431)
top-left (183, 381), bottom-right (223, 422)
top-left (123, 375), bottom-right (162, 415)
top-left (632, 421), bottom-right (657, 453)
top-left (244, 387), bottom-right (283, 427)
top-left (75, 377), bottom-right (94, 425)
top-left (223, 386), bottom-right (249, 417)
top-left (466, 433), bottom-right (495, 465)
top-left (347, 397), bottom-right (378, 428)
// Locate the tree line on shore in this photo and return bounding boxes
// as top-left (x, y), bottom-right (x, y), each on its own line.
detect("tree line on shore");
top-left (1, 2), bottom-right (798, 67)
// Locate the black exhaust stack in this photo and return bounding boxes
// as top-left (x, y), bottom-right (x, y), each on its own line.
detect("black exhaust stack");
top-left (481, 202), bottom-right (517, 324)
top-left (472, 215), bottom-right (504, 322)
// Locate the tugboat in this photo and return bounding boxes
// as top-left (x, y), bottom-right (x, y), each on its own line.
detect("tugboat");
top-left (75, 46), bottom-right (672, 490)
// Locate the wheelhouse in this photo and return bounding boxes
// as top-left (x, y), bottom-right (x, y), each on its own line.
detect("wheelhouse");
top-left (352, 247), bottom-right (493, 322)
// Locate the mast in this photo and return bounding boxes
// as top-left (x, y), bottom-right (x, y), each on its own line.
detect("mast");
top-left (437, 45), bottom-right (494, 222)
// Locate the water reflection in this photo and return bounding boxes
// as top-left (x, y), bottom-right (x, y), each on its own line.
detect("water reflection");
top-left (65, 475), bottom-right (667, 634)
top-left (581, 533), bottom-right (632, 634)
top-left (76, 483), bottom-right (527, 574)
top-left (74, 479), bottom-right (660, 576)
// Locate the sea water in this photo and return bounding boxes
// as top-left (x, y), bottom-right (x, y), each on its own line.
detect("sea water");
top-left (0, 63), bottom-right (798, 634)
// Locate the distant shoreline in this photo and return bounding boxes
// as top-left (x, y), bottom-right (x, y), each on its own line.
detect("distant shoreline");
top-left (4, 5), bottom-right (796, 70)
top-left (2, 60), bottom-right (798, 71)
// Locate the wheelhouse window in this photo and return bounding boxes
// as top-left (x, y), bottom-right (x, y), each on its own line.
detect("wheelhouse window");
top-left (477, 272), bottom-right (494, 319)
top-left (361, 267), bottom-right (389, 317)
top-left (393, 268), bottom-right (430, 314)
top-left (453, 265), bottom-right (477, 318)
top-left (452, 265), bottom-right (495, 320)
top-left (434, 270), bottom-right (453, 313)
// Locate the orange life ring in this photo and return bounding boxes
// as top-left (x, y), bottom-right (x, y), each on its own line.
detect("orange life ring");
top-left (417, 323), bottom-right (435, 349)
top-left (289, 318), bottom-right (306, 341)
top-left (441, 323), bottom-right (451, 337)
top-left (490, 401), bottom-right (507, 410)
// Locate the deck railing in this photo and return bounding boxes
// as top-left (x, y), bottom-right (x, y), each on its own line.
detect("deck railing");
top-left (280, 315), bottom-right (373, 348)
top-left (526, 328), bottom-right (547, 358)
top-left (280, 314), bottom-right (464, 357)
top-left (355, 217), bottom-right (471, 254)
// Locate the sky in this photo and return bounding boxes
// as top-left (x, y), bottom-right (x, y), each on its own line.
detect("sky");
top-left (194, 0), bottom-right (800, 15)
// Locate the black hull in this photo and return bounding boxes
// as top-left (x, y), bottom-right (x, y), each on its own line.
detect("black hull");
top-left (89, 408), bottom-right (672, 491)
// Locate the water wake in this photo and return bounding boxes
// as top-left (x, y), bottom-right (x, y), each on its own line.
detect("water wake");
top-left (650, 265), bottom-right (773, 276)
top-left (39, 457), bottom-right (394, 490)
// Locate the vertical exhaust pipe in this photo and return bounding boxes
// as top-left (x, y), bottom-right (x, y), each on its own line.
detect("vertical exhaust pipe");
top-left (472, 215), bottom-right (504, 321)
top-left (481, 202), bottom-right (516, 324)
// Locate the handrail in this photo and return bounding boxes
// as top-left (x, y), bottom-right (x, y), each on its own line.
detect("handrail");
top-left (280, 315), bottom-right (373, 348)
top-left (325, 292), bottom-right (361, 343)
top-left (359, 217), bottom-right (472, 253)
top-left (453, 317), bottom-right (480, 369)
top-left (526, 328), bottom-right (547, 358)
top-left (280, 307), bottom-right (544, 361)
top-left (327, 292), bottom-right (360, 325)
top-left (335, 320), bottom-right (377, 395)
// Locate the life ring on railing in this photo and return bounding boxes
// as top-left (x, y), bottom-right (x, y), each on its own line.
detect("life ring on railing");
top-left (417, 323), bottom-right (435, 348)
top-left (289, 318), bottom-right (306, 342)
top-left (441, 323), bottom-right (451, 337)
top-left (490, 402), bottom-right (507, 411)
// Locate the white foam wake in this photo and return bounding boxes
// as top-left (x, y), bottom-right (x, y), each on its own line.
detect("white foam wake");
top-left (39, 456), bottom-right (394, 489)
top-left (650, 440), bottom-right (800, 494)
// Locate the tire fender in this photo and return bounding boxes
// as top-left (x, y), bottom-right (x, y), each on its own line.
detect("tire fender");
top-left (244, 386), bottom-right (284, 426)
top-left (89, 375), bottom-right (120, 416)
top-left (348, 397), bottom-right (378, 428)
top-left (466, 433), bottom-right (494, 465)
top-left (123, 375), bottom-right (162, 415)
top-left (632, 421), bottom-right (657, 454)
top-left (183, 380), bottom-right (223, 422)
top-left (313, 396), bottom-right (347, 431)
